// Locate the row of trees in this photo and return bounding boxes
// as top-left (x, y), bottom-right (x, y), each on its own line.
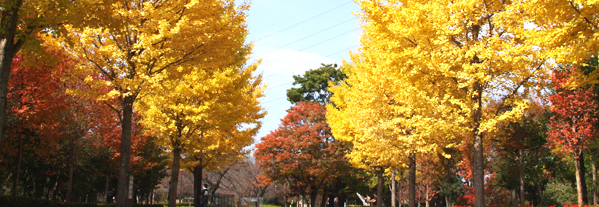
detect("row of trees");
top-left (326, 0), bottom-right (599, 207)
top-left (255, 61), bottom-right (599, 207)
top-left (0, 1), bottom-right (265, 207)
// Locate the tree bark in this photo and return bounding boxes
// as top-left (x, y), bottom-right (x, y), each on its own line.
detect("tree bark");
top-left (105, 175), bottom-right (110, 203)
top-left (444, 153), bottom-right (453, 207)
top-left (472, 84), bottom-right (485, 207)
top-left (196, 130), bottom-right (205, 207)
top-left (194, 150), bottom-right (203, 207)
top-left (392, 170), bottom-right (396, 207)
top-left (116, 97), bottom-right (134, 207)
top-left (582, 150), bottom-right (589, 204)
top-left (377, 169), bottom-right (384, 207)
top-left (67, 133), bottom-right (76, 203)
top-left (519, 149), bottom-right (525, 206)
top-left (593, 160), bottom-right (597, 206)
top-left (574, 150), bottom-right (588, 206)
top-left (12, 136), bottom-right (22, 197)
top-left (409, 153), bottom-right (416, 207)
top-left (169, 147), bottom-right (182, 207)
top-left (309, 187), bottom-right (318, 207)
top-left (0, 0), bottom-right (24, 149)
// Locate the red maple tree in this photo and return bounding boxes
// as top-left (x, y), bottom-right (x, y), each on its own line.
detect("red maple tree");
top-left (2, 50), bottom-right (156, 202)
top-left (547, 66), bottom-right (598, 206)
top-left (254, 102), bottom-right (348, 207)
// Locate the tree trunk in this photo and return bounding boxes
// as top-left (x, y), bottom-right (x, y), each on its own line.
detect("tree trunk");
top-left (392, 170), bottom-right (396, 207)
top-left (444, 154), bottom-right (453, 207)
top-left (321, 189), bottom-right (327, 207)
top-left (0, 0), bottom-right (24, 149)
top-left (116, 97), bottom-right (134, 207)
top-left (472, 84), bottom-right (485, 207)
top-left (582, 150), bottom-right (589, 204)
top-left (12, 136), bottom-right (22, 196)
top-left (67, 134), bottom-right (76, 203)
top-left (574, 150), bottom-right (588, 206)
top-left (169, 147), bottom-right (182, 207)
top-left (593, 161), bottom-right (597, 206)
top-left (425, 185), bottom-right (430, 207)
top-left (519, 149), bottom-right (525, 206)
top-left (194, 151), bottom-right (203, 207)
top-left (408, 153), bottom-right (416, 207)
top-left (310, 188), bottom-right (318, 207)
top-left (105, 175), bottom-right (110, 203)
top-left (398, 177), bottom-right (403, 207)
top-left (377, 169), bottom-right (383, 207)
top-left (196, 130), bottom-right (205, 207)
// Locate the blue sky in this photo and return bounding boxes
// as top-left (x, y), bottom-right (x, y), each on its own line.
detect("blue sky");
top-left (241, 0), bottom-right (362, 145)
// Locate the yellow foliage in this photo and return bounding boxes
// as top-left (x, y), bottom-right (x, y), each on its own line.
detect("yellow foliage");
top-left (63, 0), bottom-right (250, 110)
top-left (61, 0), bottom-right (261, 171)
top-left (508, 0), bottom-right (599, 87)
top-left (328, 0), bottom-right (545, 171)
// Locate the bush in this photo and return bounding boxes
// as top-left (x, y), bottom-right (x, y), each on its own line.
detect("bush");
top-left (0, 196), bottom-right (164, 207)
top-left (0, 196), bottom-right (62, 207)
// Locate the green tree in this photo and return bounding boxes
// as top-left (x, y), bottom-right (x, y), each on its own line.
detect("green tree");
top-left (286, 63), bottom-right (346, 105)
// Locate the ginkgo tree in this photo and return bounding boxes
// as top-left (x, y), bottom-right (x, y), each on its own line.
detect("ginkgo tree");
top-left (510, 0), bottom-right (599, 87)
top-left (138, 56), bottom-right (265, 207)
top-left (327, 59), bottom-right (461, 207)
top-left (61, 0), bottom-right (251, 206)
top-left (328, 1), bottom-right (546, 207)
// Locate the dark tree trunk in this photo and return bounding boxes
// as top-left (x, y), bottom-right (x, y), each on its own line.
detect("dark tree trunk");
top-left (12, 136), bottom-right (22, 196)
top-left (105, 175), bottom-right (110, 203)
top-left (574, 149), bottom-right (588, 206)
top-left (392, 170), bottom-right (396, 207)
top-left (377, 169), bottom-right (383, 207)
top-left (443, 152), bottom-right (453, 207)
top-left (581, 150), bottom-right (589, 204)
top-left (408, 153), bottom-right (416, 207)
top-left (196, 130), bottom-right (205, 207)
top-left (67, 134), bottom-right (76, 203)
top-left (472, 84), bottom-right (485, 207)
top-left (0, 0), bottom-right (24, 149)
top-left (593, 160), bottom-right (597, 206)
top-left (519, 149), bottom-right (525, 206)
top-left (310, 187), bottom-right (318, 207)
top-left (169, 147), bottom-right (182, 207)
top-left (321, 188), bottom-right (327, 207)
top-left (116, 97), bottom-right (134, 207)
top-left (194, 151), bottom-right (203, 207)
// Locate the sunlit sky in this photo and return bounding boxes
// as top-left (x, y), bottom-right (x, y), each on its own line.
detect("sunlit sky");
top-left (239, 0), bottom-right (362, 145)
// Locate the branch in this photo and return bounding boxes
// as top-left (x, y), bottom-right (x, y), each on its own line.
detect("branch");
top-left (569, 1), bottom-right (598, 29)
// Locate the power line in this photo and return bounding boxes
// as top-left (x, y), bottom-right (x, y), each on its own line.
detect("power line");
top-left (255, 26), bottom-right (359, 69)
top-left (261, 96), bottom-right (287, 104)
top-left (264, 45), bottom-right (358, 85)
top-left (254, 1), bottom-right (353, 42)
top-left (256, 17), bottom-right (356, 57)
top-left (258, 45), bottom-right (357, 106)
top-left (298, 28), bottom-right (359, 51)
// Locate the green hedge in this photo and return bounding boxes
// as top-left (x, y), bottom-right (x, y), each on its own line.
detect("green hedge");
top-left (0, 196), bottom-right (164, 207)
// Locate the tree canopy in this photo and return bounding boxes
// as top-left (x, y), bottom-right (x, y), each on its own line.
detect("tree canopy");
top-left (286, 64), bottom-right (347, 105)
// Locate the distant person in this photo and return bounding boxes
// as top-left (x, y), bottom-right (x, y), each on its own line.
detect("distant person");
top-left (368, 194), bottom-right (377, 205)
top-left (201, 184), bottom-right (209, 207)
top-left (327, 190), bottom-right (335, 207)
top-left (334, 197), bottom-right (339, 207)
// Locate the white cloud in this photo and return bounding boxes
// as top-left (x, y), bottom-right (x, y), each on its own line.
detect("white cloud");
top-left (250, 48), bottom-right (335, 145)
